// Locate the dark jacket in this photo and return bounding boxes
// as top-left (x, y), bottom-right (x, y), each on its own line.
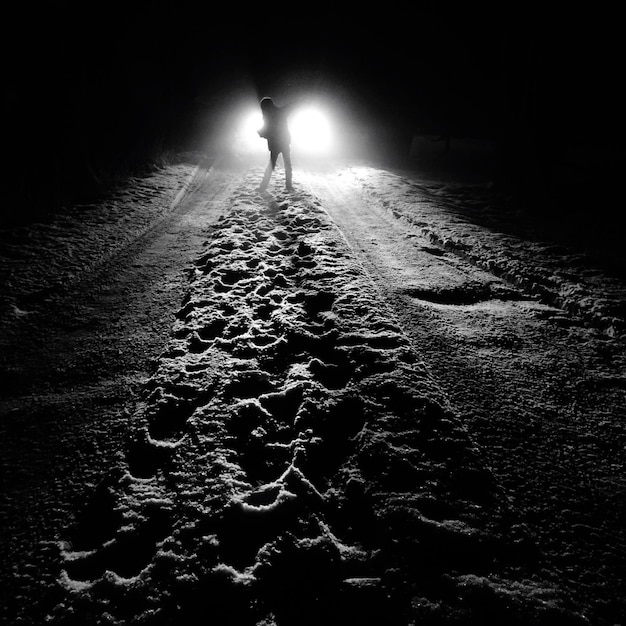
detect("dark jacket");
top-left (258, 99), bottom-right (295, 151)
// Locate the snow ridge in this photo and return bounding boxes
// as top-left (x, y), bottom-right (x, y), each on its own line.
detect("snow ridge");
top-left (0, 163), bottom-right (197, 326)
top-left (351, 167), bottom-right (626, 339)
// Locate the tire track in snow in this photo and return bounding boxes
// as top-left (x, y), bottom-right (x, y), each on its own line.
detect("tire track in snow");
top-left (49, 170), bottom-right (586, 625)
top-left (350, 166), bottom-right (626, 338)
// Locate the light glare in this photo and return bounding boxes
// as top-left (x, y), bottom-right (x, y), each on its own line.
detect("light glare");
top-left (242, 111), bottom-right (263, 137)
top-left (233, 110), bottom-right (266, 155)
top-left (235, 105), bottom-right (334, 157)
top-left (290, 107), bottom-right (332, 154)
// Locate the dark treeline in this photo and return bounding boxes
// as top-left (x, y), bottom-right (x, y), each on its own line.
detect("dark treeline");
top-left (4, 2), bottom-right (215, 224)
top-left (493, 8), bottom-right (619, 219)
top-left (2, 2), bottom-right (619, 227)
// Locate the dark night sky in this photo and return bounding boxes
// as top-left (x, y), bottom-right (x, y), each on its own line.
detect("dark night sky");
top-left (9, 3), bottom-right (511, 132)
top-left (3, 1), bottom-right (620, 214)
top-left (8, 2), bottom-right (619, 127)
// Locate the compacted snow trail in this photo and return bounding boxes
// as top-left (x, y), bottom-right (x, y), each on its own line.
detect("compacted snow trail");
top-left (26, 166), bottom-right (593, 625)
top-left (2, 158), bottom-right (624, 625)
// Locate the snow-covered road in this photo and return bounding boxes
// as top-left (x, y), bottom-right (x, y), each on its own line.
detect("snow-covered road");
top-left (1, 157), bottom-right (624, 625)
top-left (301, 165), bottom-right (626, 623)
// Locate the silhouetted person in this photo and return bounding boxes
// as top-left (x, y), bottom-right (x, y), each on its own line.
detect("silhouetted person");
top-left (257, 97), bottom-right (296, 192)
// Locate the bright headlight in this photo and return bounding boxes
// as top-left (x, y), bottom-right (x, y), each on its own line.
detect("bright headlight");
top-left (290, 107), bottom-right (333, 154)
top-left (242, 111), bottom-right (263, 137)
top-left (235, 104), bottom-right (334, 157)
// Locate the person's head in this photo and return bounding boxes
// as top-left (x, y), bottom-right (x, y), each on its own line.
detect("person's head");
top-left (260, 97), bottom-right (274, 113)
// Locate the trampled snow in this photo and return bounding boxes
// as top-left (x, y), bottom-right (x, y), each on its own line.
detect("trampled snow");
top-left (1, 156), bottom-right (624, 625)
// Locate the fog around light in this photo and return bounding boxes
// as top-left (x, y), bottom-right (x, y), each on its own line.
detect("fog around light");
top-left (290, 107), bottom-right (333, 154)
top-left (242, 111), bottom-right (263, 139)
top-left (232, 110), bottom-right (266, 156)
top-left (235, 104), bottom-right (336, 158)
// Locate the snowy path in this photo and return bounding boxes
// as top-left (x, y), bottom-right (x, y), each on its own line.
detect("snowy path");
top-left (0, 158), bottom-right (236, 622)
top-left (302, 166), bottom-right (626, 623)
top-left (1, 158), bottom-right (625, 625)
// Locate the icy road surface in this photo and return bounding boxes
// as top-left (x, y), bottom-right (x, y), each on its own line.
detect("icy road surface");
top-left (1, 156), bottom-right (625, 625)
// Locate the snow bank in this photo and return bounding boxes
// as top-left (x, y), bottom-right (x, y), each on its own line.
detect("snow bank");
top-left (0, 161), bottom-right (198, 327)
top-left (350, 166), bottom-right (626, 338)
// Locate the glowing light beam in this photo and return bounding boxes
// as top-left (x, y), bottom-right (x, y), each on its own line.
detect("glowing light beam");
top-left (236, 104), bottom-right (335, 157)
top-left (242, 111), bottom-right (264, 138)
top-left (290, 107), bottom-right (333, 154)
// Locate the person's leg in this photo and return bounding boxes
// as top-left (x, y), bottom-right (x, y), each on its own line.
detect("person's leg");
top-left (283, 148), bottom-right (293, 189)
top-left (259, 150), bottom-right (279, 191)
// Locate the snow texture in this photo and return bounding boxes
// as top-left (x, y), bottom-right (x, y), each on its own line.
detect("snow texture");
top-left (2, 158), bottom-right (624, 625)
top-left (37, 170), bottom-right (590, 625)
